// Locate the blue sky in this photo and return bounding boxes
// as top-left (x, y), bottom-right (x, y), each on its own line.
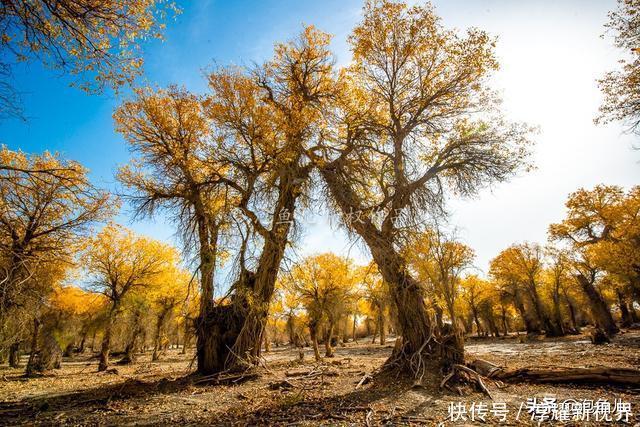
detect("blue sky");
top-left (2, 0), bottom-right (639, 287)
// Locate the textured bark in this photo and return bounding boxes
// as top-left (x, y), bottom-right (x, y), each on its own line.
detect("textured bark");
top-left (321, 166), bottom-right (462, 374)
top-left (120, 310), bottom-right (143, 364)
top-left (472, 306), bottom-right (482, 337)
top-left (513, 288), bottom-right (540, 334)
top-left (379, 311), bottom-right (386, 345)
top-left (153, 308), bottom-right (171, 362)
top-left (195, 218), bottom-right (219, 374)
top-left (98, 308), bottom-right (117, 372)
top-left (526, 282), bottom-right (563, 337)
top-left (551, 288), bottom-right (566, 337)
top-left (29, 334), bottom-right (62, 373)
top-left (196, 296), bottom-right (246, 375)
top-left (25, 318), bottom-right (40, 376)
top-left (563, 289), bottom-right (581, 333)
top-left (9, 341), bottom-right (20, 368)
top-left (223, 169), bottom-right (305, 372)
top-left (309, 322), bottom-right (321, 362)
top-left (324, 320), bottom-right (334, 357)
top-left (470, 359), bottom-right (640, 387)
top-left (576, 273), bottom-right (618, 336)
top-left (500, 306), bottom-right (509, 336)
top-left (618, 289), bottom-right (633, 328)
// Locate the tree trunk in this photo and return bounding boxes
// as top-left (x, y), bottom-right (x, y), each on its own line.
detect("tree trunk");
top-left (379, 311), bottom-right (386, 345)
top-left (576, 273), bottom-right (618, 336)
top-left (617, 289), bottom-right (633, 328)
top-left (500, 307), bottom-right (509, 336)
top-left (324, 320), bottom-right (334, 357)
top-left (352, 314), bottom-right (358, 343)
top-left (472, 306), bottom-right (482, 337)
top-left (551, 288), bottom-right (566, 336)
top-left (25, 318), bottom-right (40, 376)
top-left (563, 289), bottom-right (580, 333)
top-left (513, 288), bottom-right (540, 334)
top-left (153, 309), bottom-right (169, 362)
top-left (320, 166), bottom-right (463, 375)
top-left (78, 330), bottom-right (88, 354)
top-left (181, 317), bottom-right (191, 354)
top-left (195, 219), bottom-right (219, 375)
top-left (219, 171), bottom-right (305, 372)
top-left (309, 322), bottom-right (321, 362)
top-left (527, 283), bottom-right (563, 337)
top-left (98, 307), bottom-right (117, 372)
top-left (9, 341), bottom-right (20, 368)
top-left (263, 327), bottom-right (270, 353)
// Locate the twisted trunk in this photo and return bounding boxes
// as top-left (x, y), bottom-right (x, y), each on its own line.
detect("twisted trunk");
top-left (321, 166), bottom-right (462, 375)
top-left (576, 273), bottom-right (618, 336)
top-left (153, 308), bottom-right (170, 362)
top-left (513, 288), bottom-right (540, 334)
top-left (223, 169), bottom-right (304, 371)
top-left (25, 318), bottom-right (40, 376)
top-left (9, 341), bottom-right (20, 368)
top-left (195, 217), bottom-right (219, 375)
top-left (324, 319), bottom-right (334, 357)
top-left (98, 305), bottom-right (119, 372)
top-left (309, 321), bottom-right (321, 361)
top-left (617, 289), bottom-right (633, 328)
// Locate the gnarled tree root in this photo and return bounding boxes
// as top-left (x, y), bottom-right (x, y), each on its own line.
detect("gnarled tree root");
top-left (469, 359), bottom-right (640, 388)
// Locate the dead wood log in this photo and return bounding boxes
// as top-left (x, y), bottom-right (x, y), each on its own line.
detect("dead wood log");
top-left (469, 359), bottom-right (640, 387)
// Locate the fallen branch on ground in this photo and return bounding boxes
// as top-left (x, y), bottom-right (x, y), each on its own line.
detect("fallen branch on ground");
top-left (469, 359), bottom-right (640, 388)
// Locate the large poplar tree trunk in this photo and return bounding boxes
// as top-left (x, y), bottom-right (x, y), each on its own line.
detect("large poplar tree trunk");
top-left (379, 311), bottom-right (386, 345)
top-left (222, 170), bottom-right (305, 372)
top-left (195, 219), bottom-right (222, 375)
top-left (98, 307), bottom-right (118, 372)
top-left (324, 318), bottom-right (335, 357)
top-left (25, 318), bottom-right (40, 376)
top-left (617, 289), bottom-right (633, 327)
top-left (309, 321), bottom-right (321, 361)
top-left (526, 283), bottom-right (563, 337)
top-left (9, 341), bottom-right (20, 368)
top-left (576, 274), bottom-right (618, 336)
top-left (551, 288), bottom-right (565, 336)
top-left (513, 288), bottom-right (540, 334)
top-left (153, 309), bottom-right (170, 362)
top-left (320, 167), bottom-right (463, 376)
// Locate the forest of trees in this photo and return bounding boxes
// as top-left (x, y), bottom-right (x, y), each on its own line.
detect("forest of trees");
top-left (0, 0), bottom-right (638, 401)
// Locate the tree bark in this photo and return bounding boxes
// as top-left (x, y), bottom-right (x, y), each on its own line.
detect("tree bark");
top-left (153, 308), bottom-right (170, 362)
top-left (25, 318), bottom-right (40, 376)
top-left (320, 166), bottom-right (462, 375)
top-left (617, 289), bottom-right (633, 328)
top-left (551, 288), bottom-right (566, 337)
top-left (9, 341), bottom-right (20, 368)
top-left (470, 359), bottom-right (640, 387)
top-left (563, 289), bottom-right (581, 333)
top-left (351, 314), bottom-right (358, 343)
top-left (576, 273), bottom-right (618, 336)
top-left (309, 322), bottom-right (321, 362)
top-left (195, 218), bottom-right (220, 375)
top-left (379, 310), bottom-right (386, 345)
top-left (324, 320), bottom-right (334, 357)
top-left (223, 170), bottom-right (305, 372)
top-left (471, 306), bottom-right (482, 337)
top-left (513, 288), bottom-right (540, 334)
top-left (98, 307), bottom-right (117, 372)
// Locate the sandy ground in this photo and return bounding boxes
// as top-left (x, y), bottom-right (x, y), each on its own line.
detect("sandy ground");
top-left (1, 332), bottom-right (639, 426)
